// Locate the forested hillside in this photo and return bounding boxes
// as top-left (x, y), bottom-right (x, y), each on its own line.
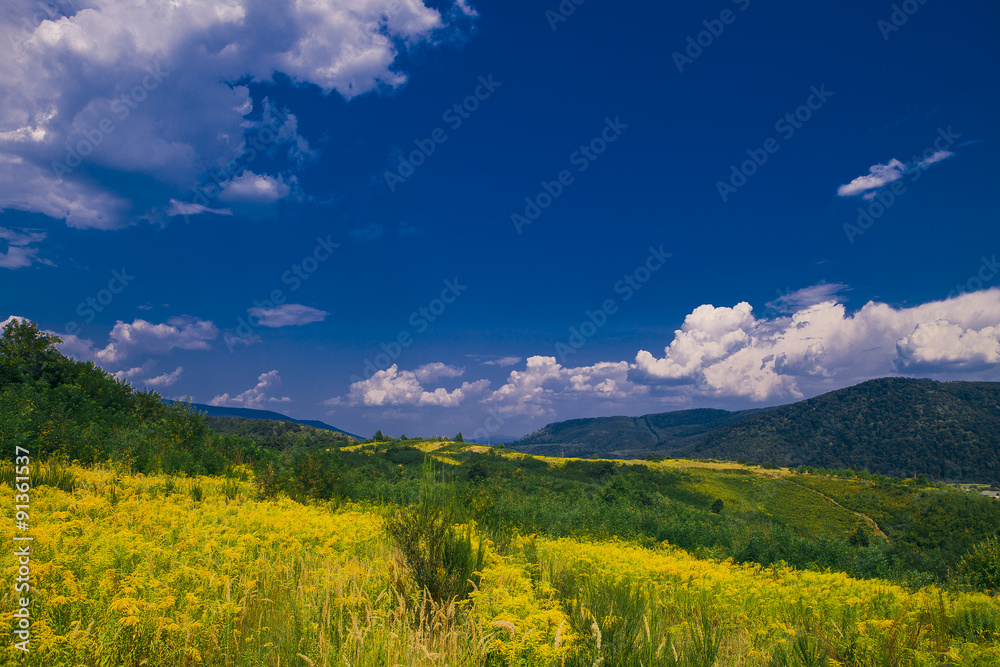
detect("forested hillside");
top-left (691, 378), bottom-right (1000, 484)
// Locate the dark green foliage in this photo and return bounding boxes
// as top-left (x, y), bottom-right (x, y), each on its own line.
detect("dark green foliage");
top-left (203, 415), bottom-right (353, 450)
top-left (710, 499), bottom-right (723, 514)
top-left (695, 378), bottom-right (1000, 485)
top-left (0, 319), bottom-right (271, 477)
top-left (960, 537), bottom-right (1000, 592)
top-left (384, 492), bottom-right (485, 605)
top-left (510, 377), bottom-right (1000, 485)
top-left (454, 432), bottom-right (464, 443)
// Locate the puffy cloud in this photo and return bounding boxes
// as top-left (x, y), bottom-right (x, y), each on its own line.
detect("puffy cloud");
top-left (895, 321), bottom-right (1000, 371)
top-left (144, 365), bottom-right (183, 388)
top-left (58, 316), bottom-right (218, 363)
top-left (414, 362), bottom-right (465, 382)
top-left (483, 356), bottom-right (642, 417)
top-left (337, 364), bottom-right (488, 407)
top-left (0, 225), bottom-right (50, 269)
top-left (218, 171), bottom-right (294, 204)
top-left (210, 369), bottom-right (291, 409)
top-left (0, 0), bottom-right (473, 229)
top-left (246, 303), bottom-right (328, 328)
top-left (633, 287), bottom-right (1000, 401)
top-left (115, 362), bottom-right (183, 388)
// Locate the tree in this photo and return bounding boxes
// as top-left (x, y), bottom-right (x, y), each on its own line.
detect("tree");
top-left (454, 432), bottom-right (464, 443)
top-left (374, 429), bottom-right (387, 442)
top-left (710, 499), bottom-right (724, 514)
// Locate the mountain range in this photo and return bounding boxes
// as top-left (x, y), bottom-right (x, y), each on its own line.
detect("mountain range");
top-left (509, 378), bottom-right (1000, 485)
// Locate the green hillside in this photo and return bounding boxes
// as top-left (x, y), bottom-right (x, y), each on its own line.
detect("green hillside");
top-left (203, 415), bottom-right (355, 450)
top-left (510, 378), bottom-right (1000, 485)
top-left (2, 319), bottom-right (998, 600)
top-left (690, 378), bottom-right (1000, 484)
top-left (511, 407), bottom-right (768, 458)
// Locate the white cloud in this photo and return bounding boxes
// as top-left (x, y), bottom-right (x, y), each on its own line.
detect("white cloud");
top-left (0, 0), bottom-right (472, 229)
top-left (246, 303), bottom-right (328, 328)
top-left (0, 225), bottom-right (50, 269)
top-left (165, 199), bottom-right (232, 217)
top-left (837, 150), bottom-right (955, 199)
top-left (483, 356), bottom-right (643, 418)
top-left (218, 171), bottom-right (294, 204)
top-left (338, 364), bottom-right (488, 407)
top-left (481, 355), bottom-right (522, 367)
top-left (210, 370), bottom-right (291, 409)
top-left (633, 287), bottom-right (1000, 401)
top-left (414, 362), bottom-right (465, 382)
top-left (917, 150), bottom-right (954, 169)
top-left (58, 316), bottom-right (218, 363)
top-left (766, 282), bottom-right (849, 314)
top-left (837, 158), bottom-right (907, 197)
top-left (144, 365), bottom-right (183, 388)
top-left (895, 321), bottom-right (1000, 371)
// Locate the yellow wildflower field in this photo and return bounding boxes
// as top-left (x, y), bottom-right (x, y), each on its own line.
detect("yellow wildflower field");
top-left (1, 465), bottom-right (997, 666)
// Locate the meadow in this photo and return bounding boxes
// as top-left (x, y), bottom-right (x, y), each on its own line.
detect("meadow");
top-left (1, 461), bottom-right (998, 666)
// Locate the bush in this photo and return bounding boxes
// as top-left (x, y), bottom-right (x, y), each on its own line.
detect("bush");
top-left (385, 493), bottom-right (485, 605)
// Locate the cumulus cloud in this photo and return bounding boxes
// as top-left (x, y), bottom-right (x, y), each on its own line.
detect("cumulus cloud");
top-left (336, 364), bottom-right (489, 407)
top-left (483, 356), bottom-right (643, 418)
top-left (218, 171), bottom-right (295, 204)
top-left (57, 316), bottom-right (218, 363)
top-left (633, 287), bottom-right (1000, 401)
top-left (210, 370), bottom-right (291, 409)
top-left (895, 321), bottom-right (1000, 371)
top-left (246, 303), bottom-right (328, 328)
top-left (115, 362), bottom-right (183, 388)
top-left (0, 0), bottom-right (474, 229)
top-left (414, 362), bottom-right (465, 382)
top-left (837, 150), bottom-right (955, 200)
top-left (0, 225), bottom-right (50, 269)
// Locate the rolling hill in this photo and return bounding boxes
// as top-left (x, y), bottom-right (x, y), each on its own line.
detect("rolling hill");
top-left (164, 399), bottom-right (361, 438)
top-left (509, 378), bottom-right (1000, 484)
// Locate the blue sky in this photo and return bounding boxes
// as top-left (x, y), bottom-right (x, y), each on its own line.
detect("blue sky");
top-left (2, 0), bottom-right (999, 439)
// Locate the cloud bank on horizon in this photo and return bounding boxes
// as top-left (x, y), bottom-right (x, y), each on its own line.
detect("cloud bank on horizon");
top-left (8, 284), bottom-right (1000, 429)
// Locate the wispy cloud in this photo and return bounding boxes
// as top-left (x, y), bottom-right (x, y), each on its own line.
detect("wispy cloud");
top-left (837, 150), bottom-right (955, 200)
top-left (246, 304), bottom-right (328, 328)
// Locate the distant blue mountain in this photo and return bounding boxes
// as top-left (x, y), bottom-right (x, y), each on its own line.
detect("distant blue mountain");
top-left (164, 400), bottom-right (362, 439)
